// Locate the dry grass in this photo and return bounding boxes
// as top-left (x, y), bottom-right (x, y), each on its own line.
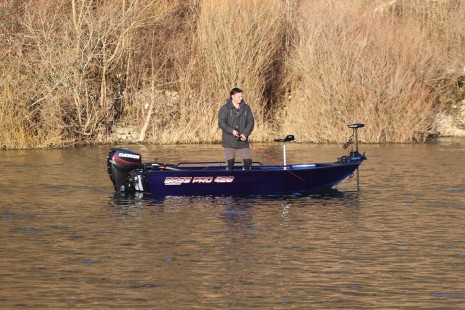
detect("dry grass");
top-left (0, 0), bottom-right (464, 148)
top-left (161, 0), bottom-right (287, 144)
top-left (280, 0), bottom-right (465, 143)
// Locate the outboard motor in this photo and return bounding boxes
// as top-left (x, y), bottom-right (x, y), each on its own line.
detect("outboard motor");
top-left (106, 148), bottom-right (142, 192)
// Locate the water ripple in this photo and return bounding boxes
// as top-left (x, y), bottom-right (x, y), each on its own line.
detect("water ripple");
top-left (1, 143), bottom-right (465, 308)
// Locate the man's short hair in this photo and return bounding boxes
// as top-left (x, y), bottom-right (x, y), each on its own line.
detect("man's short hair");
top-left (230, 87), bottom-right (243, 97)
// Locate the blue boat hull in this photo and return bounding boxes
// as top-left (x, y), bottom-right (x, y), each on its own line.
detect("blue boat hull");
top-left (134, 162), bottom-right (360, 197)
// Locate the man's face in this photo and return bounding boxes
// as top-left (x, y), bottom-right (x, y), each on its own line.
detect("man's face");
top-left (231, 92), bottom-right (243, 105)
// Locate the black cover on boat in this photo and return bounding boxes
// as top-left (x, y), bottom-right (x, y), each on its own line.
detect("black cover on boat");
top-left (106, 148), bottom-right (142, 192)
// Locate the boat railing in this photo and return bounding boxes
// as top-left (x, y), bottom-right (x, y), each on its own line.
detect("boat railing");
top-left (174, 161), bottom-right (264, 169)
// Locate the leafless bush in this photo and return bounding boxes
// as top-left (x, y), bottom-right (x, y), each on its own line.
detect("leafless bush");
top-left (1, 0), bottom-right (464, 148)
top-left (158, 0), bottom-right (287, 144)
top-left (0, 0), bottom-right (178, 148)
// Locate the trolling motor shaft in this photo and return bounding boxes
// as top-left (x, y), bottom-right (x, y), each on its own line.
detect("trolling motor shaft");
top-left (348, 123), bottom-right (364, 154)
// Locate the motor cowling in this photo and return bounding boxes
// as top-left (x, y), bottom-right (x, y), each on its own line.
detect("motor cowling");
top-left (106, 148), bottom-right (142, 192)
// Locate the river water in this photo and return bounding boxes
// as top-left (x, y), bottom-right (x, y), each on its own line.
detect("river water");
top-left (1, 139), bottom-right (464, 309)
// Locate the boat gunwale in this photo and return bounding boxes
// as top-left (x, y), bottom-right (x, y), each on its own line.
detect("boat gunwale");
top-left (141, 161), bottom-right (359, 173)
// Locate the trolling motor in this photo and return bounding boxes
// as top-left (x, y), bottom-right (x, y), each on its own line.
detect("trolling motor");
top-left (339, 123), bottom-right (367, 163)
top-left (274, 135), bottom-right (295, 169)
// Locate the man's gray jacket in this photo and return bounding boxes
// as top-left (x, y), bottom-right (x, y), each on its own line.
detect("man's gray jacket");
top-left (218, 99), bottom-right (254, 148)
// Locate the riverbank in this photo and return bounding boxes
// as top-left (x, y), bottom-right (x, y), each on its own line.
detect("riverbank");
top-left (1, 0), bottom-right (464, 149)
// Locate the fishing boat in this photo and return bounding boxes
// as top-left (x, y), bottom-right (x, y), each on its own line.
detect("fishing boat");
top-left (106, 123), bottom-right (367, 197)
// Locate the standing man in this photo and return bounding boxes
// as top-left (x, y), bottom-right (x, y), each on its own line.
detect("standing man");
top-left (218, 87), bottom-right (255, 170)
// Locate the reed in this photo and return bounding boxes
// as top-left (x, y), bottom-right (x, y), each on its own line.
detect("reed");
top-left (160, 0), bottom-right (287, 144)
top-left (280, 0), bottom-right (464, 143)
top-left (0, 0), bottom-right (464, 148)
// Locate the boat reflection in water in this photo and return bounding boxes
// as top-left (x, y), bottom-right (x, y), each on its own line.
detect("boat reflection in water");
top-left (106, 124), bottom-right (367, 198)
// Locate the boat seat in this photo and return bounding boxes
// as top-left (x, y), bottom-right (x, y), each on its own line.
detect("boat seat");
top-left (274, 135), bottom-right (294, 143)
